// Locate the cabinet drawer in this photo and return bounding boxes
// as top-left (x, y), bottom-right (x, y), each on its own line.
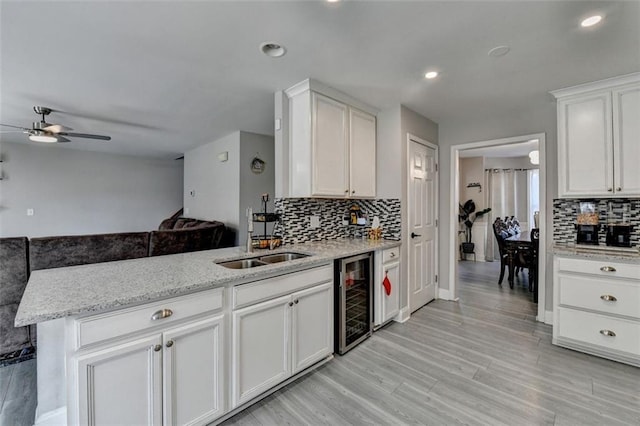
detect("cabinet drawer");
top-left (75, 288), bottom-right (223, 349)
top-left (558, 273), bottom-right (640, 319)
top-left (233, 265), bottom-right (333, 309)
top-left (382, 247), bottom-right (400, 264)
top-left (557, 257), bottom-right (640, 280)
top-left (557, 308), bottom-right (640, 356)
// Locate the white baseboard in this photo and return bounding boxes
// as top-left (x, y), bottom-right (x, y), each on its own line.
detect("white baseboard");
top-left (394, 307), bottom-right (410, 323)
top-left (35, 406), bottom-right (66, 426)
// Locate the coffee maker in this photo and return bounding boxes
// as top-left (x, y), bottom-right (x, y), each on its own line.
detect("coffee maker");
top-left (605, 201), bottom-right (633, 247)
top-left (576, 201), bottom-right (600, 245)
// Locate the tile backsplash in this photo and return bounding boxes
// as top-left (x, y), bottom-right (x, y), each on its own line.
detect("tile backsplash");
top-left (273, 198), bottom-right (401, 244)
top-left (553, 198), bottom-right (640, 247)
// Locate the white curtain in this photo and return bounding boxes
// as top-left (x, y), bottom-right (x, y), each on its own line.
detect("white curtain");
top-left (484, 169), bottom-right (528, 261)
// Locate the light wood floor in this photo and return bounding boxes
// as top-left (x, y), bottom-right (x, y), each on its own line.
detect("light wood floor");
top-left (2, 260), bottom-right (639, 425)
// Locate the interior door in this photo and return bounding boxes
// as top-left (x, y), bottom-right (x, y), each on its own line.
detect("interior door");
top-left (409, 140), bottom-right (437, 313)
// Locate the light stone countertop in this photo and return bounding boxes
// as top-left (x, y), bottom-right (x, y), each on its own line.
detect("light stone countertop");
top-left (15, 239), bottom-right (400, 327)
top-left (553, 244), bottom-right (640, 263)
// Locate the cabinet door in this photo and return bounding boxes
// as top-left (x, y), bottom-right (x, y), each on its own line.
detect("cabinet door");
top-left (163, 315), bottom-right (224, 426)
top-left (76, 335), bottom-right (162, 426)
top-left (311, 92), bottom-right (349, 197)
top-left (231, 294), bottom-right (291, 408)
top-left (291, 282), bottom-right (333, 374)
top-left (380, 260), bottom-right (400, 324)
top-left (557, 92), bottom-right (613, 197)
top-left (613, 85), bottom-right (640, 196)
top-left (349, 108), bottom-right (376, 198)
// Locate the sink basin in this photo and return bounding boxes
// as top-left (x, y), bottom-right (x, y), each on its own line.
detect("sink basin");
top-left (259, 252), bottom-right (310, 263)
top-left (217, 259), bottom-right (268, 269)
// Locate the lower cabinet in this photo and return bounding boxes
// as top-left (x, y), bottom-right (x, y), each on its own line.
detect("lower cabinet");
top-left (374, 247), bottom-right (401, 327)
top-left (71, 289), bottom-right (225, 426)
top-left (231, 281), bottom-right (333, 408)
top-left (553, 256), bottom-right (640, 366)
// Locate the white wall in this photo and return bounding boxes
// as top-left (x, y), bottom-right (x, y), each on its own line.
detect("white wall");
top-left (183, 132), bottom-right (240, 233)
top-left (239, 132), bottom-right (276, 244)
top-left (438, 100), bottom-right (557, 309)
top-left (484, 155), bottom-right (539, 170)
top-left (183, 131), bottom-right (275, 246)
top-left (459, 156), bottom-right (486, 260)
top-left (0, 142), bottom-right (183, 238)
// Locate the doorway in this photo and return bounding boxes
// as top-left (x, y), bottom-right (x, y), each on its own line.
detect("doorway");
top-left (407, 135), bottom-right (438, 313)
top-left (449, 133), bottom-right (547, 323)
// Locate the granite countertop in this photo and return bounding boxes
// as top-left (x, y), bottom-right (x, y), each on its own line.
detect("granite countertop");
top-left (553, 243), bottom-right (640, 263)
top-left (15, 239), bottom-right (400, 327)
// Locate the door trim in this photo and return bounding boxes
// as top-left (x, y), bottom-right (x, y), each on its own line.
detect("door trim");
top-left (449, 132), bottom-right (547, 323)
top-left (406, 134), bottom-right (439, 314)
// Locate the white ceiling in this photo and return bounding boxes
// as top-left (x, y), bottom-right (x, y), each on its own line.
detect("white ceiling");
top-left (1, 1), bottom-right (638, 159)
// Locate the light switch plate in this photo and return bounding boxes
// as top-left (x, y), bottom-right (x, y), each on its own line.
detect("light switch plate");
top-left (309, 216), bottom-right (320, 229)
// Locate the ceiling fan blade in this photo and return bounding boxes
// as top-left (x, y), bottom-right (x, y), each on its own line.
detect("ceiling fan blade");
top-left (0, 123), bottom-right (30, 131)
top-left (55, 136), bottom-right (71, 143)
top-left (43, 124), bottom-right (73, 133)
top-left (0, 130), bottom-right (28, 133)
top-left (58, 132), bottom-right (111, 141)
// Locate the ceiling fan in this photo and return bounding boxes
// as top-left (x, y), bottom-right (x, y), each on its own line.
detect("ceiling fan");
top-left (0, 106), bottom-right (111, 143)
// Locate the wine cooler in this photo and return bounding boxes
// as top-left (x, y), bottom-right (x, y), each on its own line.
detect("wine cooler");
top-left (335, 252), bottom-right (373, 355)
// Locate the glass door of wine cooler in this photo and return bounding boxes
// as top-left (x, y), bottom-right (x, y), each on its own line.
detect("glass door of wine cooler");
top-left (336, 252), bottom-right (372, 354)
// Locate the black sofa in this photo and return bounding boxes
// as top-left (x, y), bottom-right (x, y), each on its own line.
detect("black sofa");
top-left (0, 218), bottom-right (227, 358)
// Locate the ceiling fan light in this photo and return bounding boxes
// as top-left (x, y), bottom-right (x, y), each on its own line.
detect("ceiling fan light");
top-left (529, 150), bottom-right (540, 165)
top-left (29, 132), bottom-right (58, 143)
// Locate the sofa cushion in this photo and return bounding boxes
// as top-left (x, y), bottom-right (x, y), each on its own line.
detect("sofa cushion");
top-left (0, 237), bottom-right (29, 305)
top-left (149, 222), bottom-right (225, 256)
top-left (29, 232), bottom-right (150, 271)
top-left (158, 218), bottom-right (178, 230)
top-left (0, 303), bottom-right (30, 355)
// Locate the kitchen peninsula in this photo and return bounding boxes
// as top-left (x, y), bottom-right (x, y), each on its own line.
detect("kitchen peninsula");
top-left (16, 239), bottom-right (400, 426)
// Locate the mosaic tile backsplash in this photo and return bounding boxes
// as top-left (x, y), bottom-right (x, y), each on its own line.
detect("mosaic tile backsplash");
top-left (553, 198), bottom-right (640, 247)
top-left (273, 198), bottom-right (402, 244)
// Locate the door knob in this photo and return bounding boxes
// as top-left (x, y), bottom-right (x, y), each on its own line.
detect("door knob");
top-left (411, 232), bottom-right (421, 239)
top-left (166, 340), bottom-right (174, 348)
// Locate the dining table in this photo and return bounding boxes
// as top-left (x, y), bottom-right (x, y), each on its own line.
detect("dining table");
top-left (504, 232), bottom-right (538, 302)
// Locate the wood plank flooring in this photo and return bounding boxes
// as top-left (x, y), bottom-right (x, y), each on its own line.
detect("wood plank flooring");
top-left (1, 260), bottom-right (639, 425)
top-left (223, 260), bottom-right (640, 426)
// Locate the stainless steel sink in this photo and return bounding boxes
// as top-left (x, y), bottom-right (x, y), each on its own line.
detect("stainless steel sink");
top-left (216, 252), bottom-right (310, 269)
top-left (217, 259), bottom-right (268, 269)
top-left (259, 252), bottom-right (310, 263)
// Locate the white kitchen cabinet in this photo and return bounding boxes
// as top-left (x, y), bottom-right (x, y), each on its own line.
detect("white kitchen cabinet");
top-left (278, 78), bottom-right (377, 198)
top-left (552, 73), bottom-right (640, 198)
top-left (76, 334), bottom-right (163, 426)
top-left (291, 282), bottom-right (333, 373)
top-left (70, 288), bottom-right (225, 426)
top-left (374, 247), bottom-right (401, 327)
top-left (230, 266), bottom-right (333, 408)
top-left (553, 256), bottom-right (640, 367)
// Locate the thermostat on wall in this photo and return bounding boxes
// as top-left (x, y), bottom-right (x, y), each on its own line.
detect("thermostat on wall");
top-left (218, 152), bottom-right (228, 162)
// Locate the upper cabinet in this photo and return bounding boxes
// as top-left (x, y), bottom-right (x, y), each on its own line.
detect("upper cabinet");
top-left (552, 73), bottom-right (640, 198)
top-left (276, 79), bottom-right (377, 198)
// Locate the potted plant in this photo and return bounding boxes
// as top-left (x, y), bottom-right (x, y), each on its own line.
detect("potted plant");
top-left (458, 199), bottom-right (491, 254)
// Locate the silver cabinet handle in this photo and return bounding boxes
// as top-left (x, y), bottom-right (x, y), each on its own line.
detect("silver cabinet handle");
top-left (166, 340), bottom-right (174, 348)
top-left (599, 329), bottom-right (616, 337)
top-left (151, 309), bottom-right (173, 321)
top-left (600, 266), bottom-right (617, 272)
top-left (607, 188), bottom-right (613, 192)
top-left (600, 294), bottom-right (617, 302)
top-left (288, 301), bottom-right (294, 307)
top-left (390, 252), bottom-right (396, 258)
top-left (616, 187), bottom-right (622, 191)
top-left (344, 189), bottom-right (349, 193)
top-left (153, 344), bottom-right (162, 352)
top-left (294, 299), bottom-right (299, 304)
top-left (352, 190), bottom-right (355, 194)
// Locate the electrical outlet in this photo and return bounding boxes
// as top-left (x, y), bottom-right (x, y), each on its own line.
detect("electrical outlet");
top-left (309, 215), bottom-right (320, 229)
top-left (27, 208), bottom-right (34, 216)
top-left (184, 207), bottom-right (190, 215)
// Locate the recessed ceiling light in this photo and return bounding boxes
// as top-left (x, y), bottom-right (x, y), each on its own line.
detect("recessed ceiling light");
top-left (260, 42), bottom-right (286, 58)
top-left (327, 0), bottom-right (341, 2)
top-left (488, 46), bottom-right (510, 57)
top-left (424, 71), bottom-right (438, 79)
top-left (581, 15), bottom-right (603, 27)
